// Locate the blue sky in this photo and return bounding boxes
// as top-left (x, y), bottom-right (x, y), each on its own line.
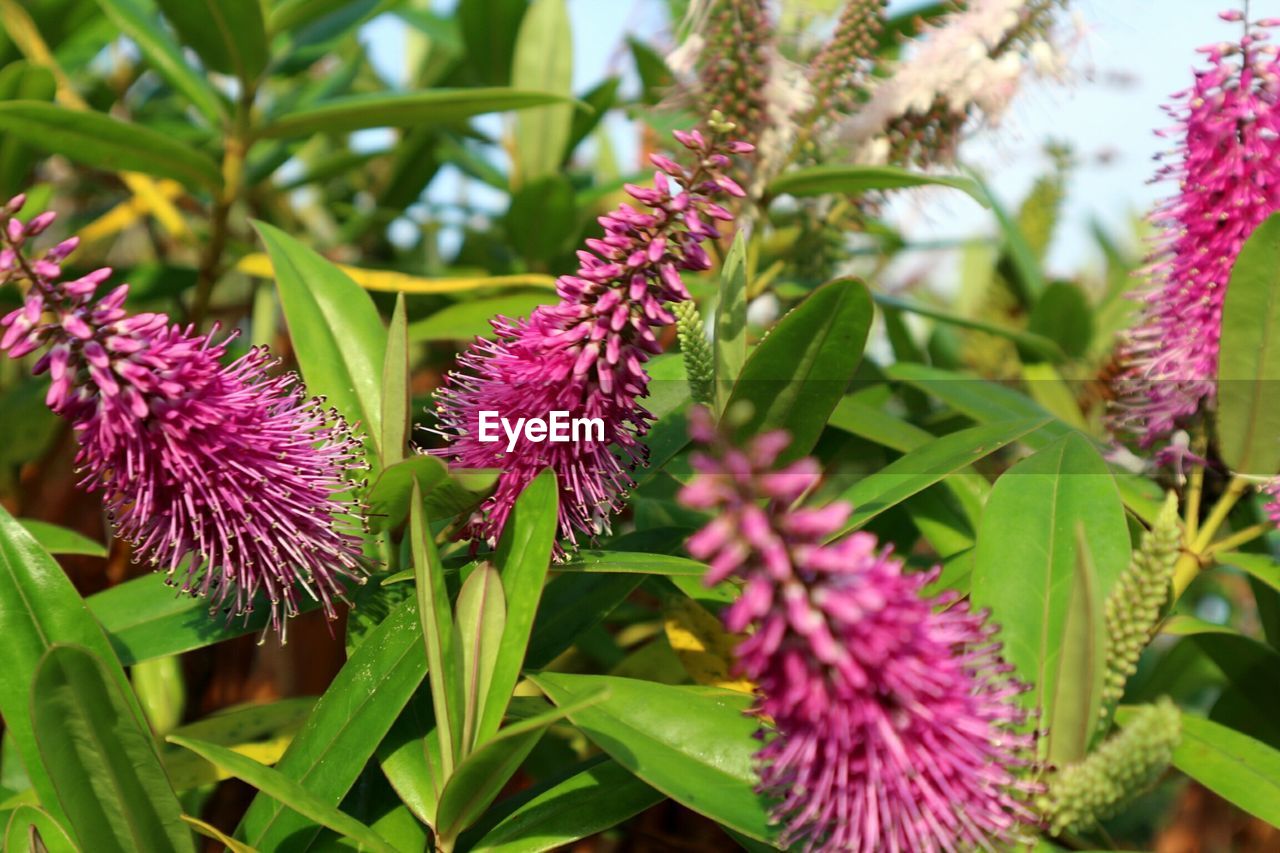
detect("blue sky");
top-left (361, 0), bottom-right (1280, 276)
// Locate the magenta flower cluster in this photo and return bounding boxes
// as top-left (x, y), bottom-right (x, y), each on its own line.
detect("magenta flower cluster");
top-left (0, 198), bottom-right (367, 635)
top-left (1110, 13), bottom-right (1280, 448)
top-left (679, 409), bottom-right (1037, 852)
top-left (434, 129), bottom-right (751, 552)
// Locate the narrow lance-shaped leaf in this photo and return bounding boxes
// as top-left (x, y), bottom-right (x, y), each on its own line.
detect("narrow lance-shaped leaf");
top-left (477, 469), bottom-right (559, 744)
top-left (970, 434), bottom-right (1130, 754)
top-left (455, 563), bottom-right (506, 752)
top-left (510, 0), bottom-right (574, 183)
top-left (1153, 711), bottom-right (1280, 827)
top-left (714, 232), bottom-right (748, 412)
top-left (1216, 213), bottom-right (1280, 476)
top-left (168, 735), bottom-right (397, 853)
top-left (381, 293), bottom-right (410, 467)
top-left (0, 506), bottom-right (145, 828)
top-left (725, 278), bottom-right (873, 463)
top-left (0, 102), bottom-right (222, 190)
top-left (31, 645), bottom-right (194, 852)
top-left (766, 164), bottom-right (988, 208)
top-left (1047, 527), bottom-right (1107, 765)
top-left (3, 806), bottom-right (77, 853)
top-left (411, 485), bottom-right (464, 774)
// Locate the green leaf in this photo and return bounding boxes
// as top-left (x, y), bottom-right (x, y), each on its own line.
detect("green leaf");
top-left (87, 0), bottom-right (223, 124)
top-left (237, 599), bottom-right (426, 850)
top-left (1157, 711), bottom-right (1280, 826)
top-left (0, 507), bottom-right (142, 829)
top-left (529, 674), bottom-right (773, 842)
top-left (1216, 213), bottom-right (1280, 476)
top-left (253, 221), bottom-right (387, 461)
top-left (408, 292), bottom-right (555, 342)
top-left (1027, 281), bottom-right (1093, 361)
top-left (714, 233), bottom-right (748, 412)
top-left (365, 456), bottom-right (498, 534)
top-left (89, 573), bottom-right (324, 665)
top-left (375, 687), bottom-right (440, 827)
top-left (510, 0), bottom-right (573, 184)
top-left (0, 102), bottom-right (222, 189)
top-left (259, 89), bottom-right (577, 139)
top-left (462, 756), bottom-right (662, 853)
top-left (3, 805), bottom-right (77, 853)
top-left (162, 698), bottom-right (315, 791)
top-left (885, 363), bottom-right (1072, 450)
top-left (1048, 529), bottom-right (1106, 764)
top-left (410, 486), bottom-right (463, 776)
top-left (725, 278), bottom-right (873, 462)
top-left (32, 645), bottom-right (193, 852)
top-left (971, 433), bottom-right (1130, 759)
top-left (0, 62), bottom-right (56, 195)
top-left (506, 175), bottom-right (578, 261)
top-left (831, 418), bottom-right (1047, 535)
top-left (766, 165), bottom-right (988, 207)
top-left (435, 693), bottom-right (603, 843)
top-left (17, 520), bottom-right (106, 557)
top-left (558, 551), bottom-right (708, 577)
top-left (872, 292), bottom-right (1066, 362)
top-left (978, 172), bottom-right (1047, 305)
top-left (381, 294), bottom-right (410, 467)
top-left (168, 735), bottom-right (396, 853)
top-left (478, 469), bottom-right (559, 744)
top-left (456, 0), bottom-right (528, 86)
top-left (154, 0), bottom-right (267, 83)
top-left (524, 574), bottom-right (643, 669)
top-left (455, 563), bottom-right (506, 751)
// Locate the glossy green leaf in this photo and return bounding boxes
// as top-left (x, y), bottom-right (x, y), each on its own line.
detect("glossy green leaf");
top-left (1027, 281), bottom-right (1093, 361)
top-left (478, 469), bottom-right (558, 744)
top-left (237, 599), bottom-right (426, 850)
top-left (0, 102), bottom-right (222, 189)
top-left (558, 551), bottom-right (708, 577)
top-left (3, 805), bottom-right (77, 853)
top-left (463, 756), bottom-right (662, 853)
top-left (885, 363), bottom-right (1072, 450)
top-left (254, 221), bottom-right (387, 461)
top-left (89, 573), bottom-right (324, 665)
top-left (375, 687), bottom-right (440, 827)
top-left (714, 232), bottom-right (748, 411)
top-left (435, 693), bottom-right (603, 843)
top-left (1216, 213), bottom-right (1280, 476)
top-left (873, 293), bottom-right (1066, 362)
top-left (381, 294), bottom-right (410, 467)
top-left (32, 645), bottom-right (193, 852)
top-left (132, 655), bottom-right (185, 736)
top-left (408, 292), bottom-right (555, 342)
top-left (154, 0), bottom-right (267, 82)
top-left (455, 563), bottom-right (506, 751)
top-left (530, 674), bottom-right (772, 842)
top-left (0, 507), bottom-right (142, 829)
top-left (832, 418), bottom-right (1047, 535)
top-left (524, 574), bottom-right (643, 669)
top-left (411, 485), bottom-right (463, 776)
top-left (259, 89), bottom-right (577, 139)
top-left (510, 0), bottom-right (573, 183)
top-left (766, 165), bottom-right (988, 207)
top-left (1159, 711), bottom-right (1280, 827)
top-left (17, 520), bottom-right (106, 557)
top-left (86, 0), bottom-right (223, 124)
top-left (971, 433), bottom-right (1130, 758)
top-left (1048, 529), bottom-right (1106, 764)
top-left (725, 278), bottom-right (873, 463)
top-left (0, 63), bottom-right (56, 195)
top-left (168, 735), bottom-right (396, 853)
top-left (162, 698), bottom-right (315, 791)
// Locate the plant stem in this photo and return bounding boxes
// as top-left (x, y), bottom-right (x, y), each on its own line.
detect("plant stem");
top-left (1172, 474), bottom-right (1253, 599)
top-left (1203, 522), bottom-right (1272, 558)
top-left (191, 90), bottom-right (254, 329)
top-left (1184, 429), bottom-right (1208, 541)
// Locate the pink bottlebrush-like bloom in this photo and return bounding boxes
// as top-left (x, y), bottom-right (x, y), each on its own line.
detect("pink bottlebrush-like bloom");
top-left (679, 409), bottom-right (1037, 852)
top-left (433, 129), bottom-right (751, 552)
top-left (0, 199), bottom-right (367, 635)
top-left (1110, 16), bottom-right (1280, 447)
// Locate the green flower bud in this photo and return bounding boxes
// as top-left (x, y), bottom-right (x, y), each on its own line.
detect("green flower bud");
top-left (1040, 697), bottom-right (1181, 835)
top-left (675, 299), bottom-right (716, 406)
top-left (1102, 492), bottom-right (1181, 710)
